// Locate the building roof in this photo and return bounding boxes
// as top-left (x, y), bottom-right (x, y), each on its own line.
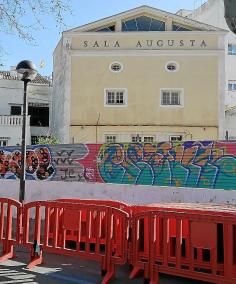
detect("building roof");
top-left (0, 70), bottom-right (52, 86)
top-left (65, 5), bottom-right (227, 33)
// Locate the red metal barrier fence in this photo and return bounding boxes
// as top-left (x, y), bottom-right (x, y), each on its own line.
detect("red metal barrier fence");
top-left (22, 200), bottom-right (130, 284)
top-left (0, 198), bottom-right (22, 262)
top-left (54, 198), bottom-right (131, 214)
top-left (0, 198), bottom-right (235, 284)
top-left (130, 204), bottom-right (236, 284)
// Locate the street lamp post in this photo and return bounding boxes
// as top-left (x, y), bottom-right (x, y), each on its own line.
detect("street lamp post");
top-left (16, 60), bottom-right (37, 203)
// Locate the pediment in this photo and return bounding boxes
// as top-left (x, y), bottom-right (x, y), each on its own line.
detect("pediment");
top-left (66, 5), bottom-right (225, 33)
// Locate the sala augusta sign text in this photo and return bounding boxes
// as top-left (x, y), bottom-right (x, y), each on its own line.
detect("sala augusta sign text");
top-left (80, 39), bottom-right (208, 49)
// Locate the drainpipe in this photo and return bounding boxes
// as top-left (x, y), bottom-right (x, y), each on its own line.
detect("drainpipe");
top-left (95, 113), bottom-right (100, 144)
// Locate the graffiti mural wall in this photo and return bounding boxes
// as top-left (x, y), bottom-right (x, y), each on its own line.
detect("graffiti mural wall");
top-left (0, 146), bottom-right (55, 180)
top-left (0, 141), bottom-right (236, 190)
top-left (97, 141), bottom-right (236, 190)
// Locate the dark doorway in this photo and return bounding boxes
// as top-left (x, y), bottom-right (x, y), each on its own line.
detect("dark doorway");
top-left (28, 104), bottom-right (49, 127)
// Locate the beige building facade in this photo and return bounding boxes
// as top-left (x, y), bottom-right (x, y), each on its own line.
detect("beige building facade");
top-left (52, 6), bottom-right (226, 144)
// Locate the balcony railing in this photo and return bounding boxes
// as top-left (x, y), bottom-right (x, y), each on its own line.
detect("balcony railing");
top-left (0, 115), bottom-right (30, 126)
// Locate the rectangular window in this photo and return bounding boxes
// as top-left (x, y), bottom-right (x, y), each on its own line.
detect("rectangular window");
top-left (228, 81), bottom-right (236, 91)
top-left (161, 90), bottom-right (182, 106)
top-left (107, 92), bottom-right (115, 104)
top-left (170, 135), bottom-right (183, 142)
top-left (10, 105), bottom-right (21, 115)
top-left (105, 135), bottom-right (117, 143)
top-left (228, 44), bottom-right (236, 55)
top-left (105, 89), bottom-right (127, 106)
top-left (28, 104), bottom-right (49, 126)
top-left (131, 135), bottom-right (142, 143)
top-left (0, 138), bottom-right (9, 146)
top-left (131, 135), bottom-right (155, 143)
top-left (144, 136), bottom-right (154, 142)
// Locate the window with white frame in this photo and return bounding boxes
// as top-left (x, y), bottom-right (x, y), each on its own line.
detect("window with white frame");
top-left (169, 135), bottom-right (183, 142)
top-left (105, 135), bottom-right (117, 143)
top-left (131, 135), bottom-right (155, 143)
top-left (144, 136), bottom-right (154, 142)
top-left (105, 89), bottom-right (127, 106)
top-left (161, 89), bottom-right (183, 106)
top-left (0, 137), bottom-right (9, 146)
top-left (228, 81), bottom-right (236, 91)
top-left (131, 135), bottom-right (142, 143)
top-left (228, 44), bottom-right (236, 55)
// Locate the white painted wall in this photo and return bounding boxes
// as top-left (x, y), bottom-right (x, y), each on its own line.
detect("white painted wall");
top-left (0, 79), bottom-right (23, 114)
top-left (225, 90), bottom-right (236, 106)
top-left (188, 0), bottom-right (236, 139)
top-left (0, 122), bottom-right (30, 146)
top-left (0, 80), bottom-right (31, 145)
top-left (51, 39), bottom-right (71, 144)
top-left (225, 109), bottom-right (236, 139)
top-left (0, 76), bottom-right (52, 146)
top-left (30, 126), bottom-right (50, 137)
top-left (0, 179), bottom-right (236, 205)
top-left (189, 0), bottom-right (236, 106)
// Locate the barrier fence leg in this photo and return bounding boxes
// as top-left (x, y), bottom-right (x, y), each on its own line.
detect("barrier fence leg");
top-left (149, 267), bottom-right (159, 284)
top-left (27, 240), bottom-right (43, 269)
top-left (0, 240), bottom-right (14, 262)
top-left (100, 209), bottom-right (116, 284)
top-left (129, 266), bottom-right (142, 279)
top-left (149, 216), bottom-right (159, 284)
top-left (101, 270), bottom-right (115, 284)
top-left (101, 259), bottom-right (115, 284)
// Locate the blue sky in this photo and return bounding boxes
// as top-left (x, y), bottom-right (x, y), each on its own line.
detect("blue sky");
top-left (0, 0), bottom-right (200, 76)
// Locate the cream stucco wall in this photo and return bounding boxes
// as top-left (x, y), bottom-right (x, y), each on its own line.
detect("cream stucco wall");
top-left (70, 54), bottom-right (218, 126)
top-left (70, 125), bottom-right (218, 143)
top-left (69, 49), bottom-right (220, 142)
top-left (70, 32), bottom-right (219, 50)
top-left (52, 9), bottom-right (226, 143)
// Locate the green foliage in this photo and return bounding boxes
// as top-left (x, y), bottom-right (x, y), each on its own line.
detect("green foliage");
top-left (36, 136), bottom-right (60, 145)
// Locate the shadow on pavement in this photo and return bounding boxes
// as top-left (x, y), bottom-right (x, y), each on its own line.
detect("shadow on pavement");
top-left (0, 247), bottom-right (211, 284)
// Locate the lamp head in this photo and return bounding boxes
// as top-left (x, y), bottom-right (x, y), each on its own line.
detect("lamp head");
top-left (16, 60), bottom-right (37, 81)
top-left (224, 0), bottom-right (236, 34)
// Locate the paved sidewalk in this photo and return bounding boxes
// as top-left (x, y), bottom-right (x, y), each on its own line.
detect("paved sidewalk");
top-left (0, 248), bottom-right (209, 284)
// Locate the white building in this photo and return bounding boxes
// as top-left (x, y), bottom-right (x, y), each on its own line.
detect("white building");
top-left (225, 106), bottom-right (236, 140)
top-left (177, 0), bottom-right (236, 139)
top-left (0, 68), bottom-right (52, 146)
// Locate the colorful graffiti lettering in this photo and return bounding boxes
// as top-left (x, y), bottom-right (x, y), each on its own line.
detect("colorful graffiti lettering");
top-left (96, 141), bottom-right (236, 190)
top-left (0, 141), bottom-right (236, 190)
top-left (0, 146), bottom-right (55, 180)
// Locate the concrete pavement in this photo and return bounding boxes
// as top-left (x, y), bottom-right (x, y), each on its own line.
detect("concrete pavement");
top-left (0, 248), bottom-right (210, 284)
